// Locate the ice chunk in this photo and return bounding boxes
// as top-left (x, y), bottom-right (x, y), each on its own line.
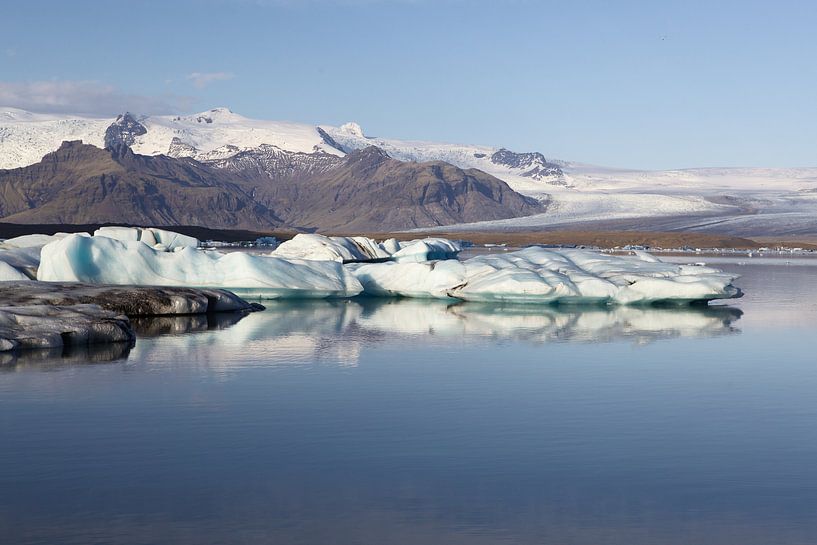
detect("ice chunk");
top-left (349, 247), bottom-right (740, 305)
top-left (0, 245), bottom-right (43, 280)
top-left (0, 233), bottom-right (69, 249)
top-left (392, 238), bottom-right (463, 263)
top-left (38, 234), bottom-right (363, 300)
top-left (0, 233), bottom-right (74, 280)
top-left (94, 226), bottom-right (199, 250)
top-left (271, 234), bottom-right (461, 263)
top-left (0, 261), bottom-right (31, 281)
top-left (271, 234), bottom-right (391, 262)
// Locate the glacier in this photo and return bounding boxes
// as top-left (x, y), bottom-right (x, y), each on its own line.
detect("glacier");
top-left (3, 106), bottom-right (816, 236)
top-left (37, 234), bottom-right (363, 300)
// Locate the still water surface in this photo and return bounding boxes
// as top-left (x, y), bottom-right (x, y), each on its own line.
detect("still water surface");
top-left (1, 258), bottom-right (816, 545)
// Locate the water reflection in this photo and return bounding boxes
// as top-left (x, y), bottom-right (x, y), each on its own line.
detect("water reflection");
top-left (0, 342), bottom-right (131, 371)
top-left (130, 310), bottom-right (252, 337)
top-left (0, 300), bottom-right (741, 371)
top-left (128, 299), bottom-right (742, 372)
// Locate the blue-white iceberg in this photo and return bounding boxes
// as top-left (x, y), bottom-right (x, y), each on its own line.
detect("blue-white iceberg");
top-left (37, 234), bottom-right (362, 299)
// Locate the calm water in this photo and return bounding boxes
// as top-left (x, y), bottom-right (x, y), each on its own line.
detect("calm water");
top-left (1, 257), bottom-right (817, 545)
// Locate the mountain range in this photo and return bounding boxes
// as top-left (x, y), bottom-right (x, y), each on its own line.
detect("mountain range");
top-left (1, 106), bottom-right (816, 236)
top-left (0, 137), bottom-right (541, 231)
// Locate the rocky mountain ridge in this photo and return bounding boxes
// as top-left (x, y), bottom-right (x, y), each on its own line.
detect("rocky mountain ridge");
top-left (0, 140), bottom-right (543, 231)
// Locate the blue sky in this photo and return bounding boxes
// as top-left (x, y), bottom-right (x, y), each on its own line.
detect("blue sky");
top-left (1, 0), bottom-right (816, 169)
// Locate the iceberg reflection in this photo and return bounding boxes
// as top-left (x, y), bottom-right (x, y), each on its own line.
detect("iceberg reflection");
top-left (129, 299), bottom-right (742, 371)
top-left (0, 342), bottom-right (131, 371)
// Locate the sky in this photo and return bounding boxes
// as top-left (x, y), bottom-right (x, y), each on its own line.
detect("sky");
top-left (1, 0), bottom-right (816, 169)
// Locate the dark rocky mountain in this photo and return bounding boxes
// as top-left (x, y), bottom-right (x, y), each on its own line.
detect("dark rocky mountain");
top-left (242, 147), bottom-right (544, 232)
top-left (0, 142), bottom-right (544, 232)
top-left (183, 143), bottom-right (344, 182)
top-left (490, 149), bottom-right (565, 183)
top-left (0, 141), bottom-right (281, 228)
top-left (104, 113), bottom-right (148, 149)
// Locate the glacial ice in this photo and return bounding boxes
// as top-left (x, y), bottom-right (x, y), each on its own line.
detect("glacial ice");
top-left (270, 233), bottom-right (461, 263)
top-left (271, 234), bottom-right (392, 262)
top-left (391, 238), bottom-right (463, 263)
top-left (28, 229), bottom-right (739, 305)
top-left (0, 245), bottom-right (45, 280)
top-left (350, 247), bottom-right (741, 304)
top-left (94, 226), bottom-right (200, 251)
top-left (38, 234), bottom-right (363, 299)
top-left (0, 233), bottom-right (69, 249)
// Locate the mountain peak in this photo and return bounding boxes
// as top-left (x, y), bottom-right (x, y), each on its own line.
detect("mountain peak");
top-left (346, 145), bottom-right (391, 163)
top-left (339, 122), bottom-right (365, 138)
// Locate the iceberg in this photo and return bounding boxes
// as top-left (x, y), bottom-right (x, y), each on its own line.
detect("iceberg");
top-left (270, 233), bottom-right (461, 263)
top-left (271, 234), bottom-right (392, 262)
top-left (94, 226), bottom-right (200, 251)
top-left (37, 234), bottom-right (363, 299)
top-left (391, 238), bottom-right (462, 263)
top-left (0, 233), bottom-right (69, 249)
top-left (350, 247), bottom-right (741, 305)
top-left (28, 230), bottom-right (739, 306)
top-left (0, 246), bottom-right (45, 280)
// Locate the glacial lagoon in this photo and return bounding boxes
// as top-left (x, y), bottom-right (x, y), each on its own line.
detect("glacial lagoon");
top-left (2, 257), bottom-right (817, 545)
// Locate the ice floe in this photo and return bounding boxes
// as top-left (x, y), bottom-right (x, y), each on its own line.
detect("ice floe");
top-left (350, 247), bottom-right (741, 304)
top-left (37, 233), bottom-right (362, 299)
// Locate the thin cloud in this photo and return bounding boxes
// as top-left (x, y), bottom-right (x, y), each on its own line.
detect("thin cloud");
top-left (186, 72), bottom-right (235, 89)
top-left (0, 80), bottom-right (192, 116)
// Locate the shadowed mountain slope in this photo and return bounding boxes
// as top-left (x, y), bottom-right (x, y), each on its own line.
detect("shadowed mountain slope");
top-left (0, 142), bottom-right (544, 231)
top-left (0, 141), bottom-right (282, 228)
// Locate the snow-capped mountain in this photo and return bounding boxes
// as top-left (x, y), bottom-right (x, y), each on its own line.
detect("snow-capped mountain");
top-left (1, 106), bottom-right (816, 236)
top-left (0, 107), bottom-right (566, 193)
top-left (319, 122), bottom-right (567, 193)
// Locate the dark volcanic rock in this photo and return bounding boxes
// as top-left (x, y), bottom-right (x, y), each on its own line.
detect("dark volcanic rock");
top-left (207, 144), bottom-right (343, 182)
top-left (490, 148), bottom-right (565, 183)
top-left (104, 113), bottom-right (148, 149)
